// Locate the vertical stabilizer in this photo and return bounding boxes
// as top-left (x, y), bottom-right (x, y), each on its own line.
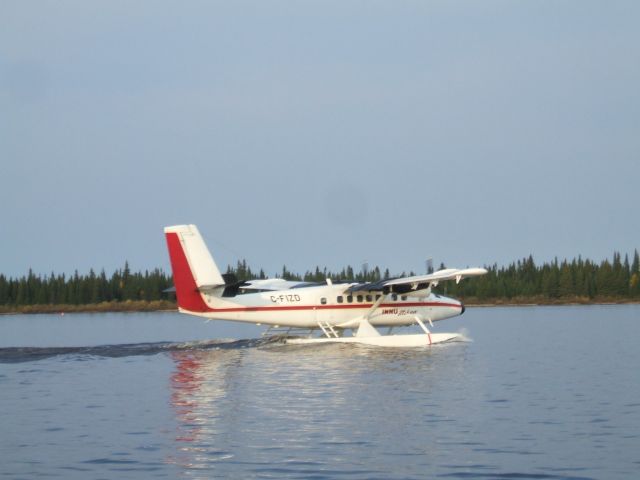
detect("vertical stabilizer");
top-left (164, 224), bottom-right (223, 312)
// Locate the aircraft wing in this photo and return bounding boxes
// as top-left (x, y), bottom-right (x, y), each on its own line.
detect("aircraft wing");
top-left (385, 268), bottom-right (488, 286)
top-left (348, 267), bottom-right (487, 293)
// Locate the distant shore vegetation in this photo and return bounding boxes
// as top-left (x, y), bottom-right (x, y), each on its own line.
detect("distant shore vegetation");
top-left (1, 251), bottom-right (639, 314)
top-left (0, 263), bottom-right (173, 314)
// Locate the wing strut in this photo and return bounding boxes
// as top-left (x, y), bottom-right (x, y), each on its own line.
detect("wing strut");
top-left (354, 294), bottom-right (390, 338)
top-left (363, 293), bottom-right (388, 320)
top-left (336, 293), bottom-right (388, 329)
top-left (414, 315), bottom-right (431, 334)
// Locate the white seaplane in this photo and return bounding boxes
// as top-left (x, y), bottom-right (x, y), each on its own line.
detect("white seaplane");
top-left (164, 224), bottom-right (487, 347)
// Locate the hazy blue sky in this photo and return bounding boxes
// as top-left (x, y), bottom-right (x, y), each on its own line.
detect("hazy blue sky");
top-left (1, 1), bottom-right (638, 278)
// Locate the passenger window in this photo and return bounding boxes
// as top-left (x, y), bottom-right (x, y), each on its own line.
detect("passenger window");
top-left (366, 295), bottom-right (373, 302)
top-left (392, 293), bottom-right (398, 301)
top-left (401, 295), bottom-right (407, 301)
top-left (375, 294), bottom-right (381, 300)
top-left (357, 295), bottom-right (363, 303)
top-left (337, 296), bottom-right (343, 303)
top-left (321, 297), bottom-right (327, 305)
top-left (347, 295), bottom-right (353, 303)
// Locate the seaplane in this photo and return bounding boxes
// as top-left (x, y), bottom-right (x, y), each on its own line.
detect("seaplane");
top-left (164, 224), bottom-right (487, 347)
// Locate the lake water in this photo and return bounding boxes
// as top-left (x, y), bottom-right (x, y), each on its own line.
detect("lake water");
top-left (1, 306), bottom-right (639, 479)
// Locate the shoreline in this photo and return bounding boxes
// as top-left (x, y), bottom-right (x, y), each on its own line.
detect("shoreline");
top-left (1, 298), bottom-right (639, 315)
top-left (466, 301), bottom-right (640, 307)
top-left (0, 300), bottom-right (177, 316)
top-left (463, 295), bottom-right (640, 307)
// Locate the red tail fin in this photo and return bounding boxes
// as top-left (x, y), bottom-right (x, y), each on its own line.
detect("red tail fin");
top-left (165, 232), bottom-right (210, 312)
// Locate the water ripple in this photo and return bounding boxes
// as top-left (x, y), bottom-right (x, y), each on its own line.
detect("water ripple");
top-left (0, 338), bottom-right (265, 363)
top-left (437, 473), bottom-right (596, 480)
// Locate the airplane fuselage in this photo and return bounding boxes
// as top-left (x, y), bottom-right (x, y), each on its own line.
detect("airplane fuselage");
top-left (191, 283), bottom-right (464, 329)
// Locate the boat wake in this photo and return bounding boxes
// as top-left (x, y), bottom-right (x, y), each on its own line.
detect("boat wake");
top-left (0, 338), bottom-right (267, 364)
top-left (0, 329), bottom-right (472, 363)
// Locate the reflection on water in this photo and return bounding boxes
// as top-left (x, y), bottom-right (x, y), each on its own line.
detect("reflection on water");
top-left (166, 343), bottom-right (471, 479)
top-left (168, 349), bottom-right (244, 470)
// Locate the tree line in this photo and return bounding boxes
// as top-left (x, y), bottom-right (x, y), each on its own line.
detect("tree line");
top-left (0, 263), bottom-right (172, 306)
top-left (1, 250), bottom-right (639, 308)
top-left (444, 251), bottom-right (640, 301)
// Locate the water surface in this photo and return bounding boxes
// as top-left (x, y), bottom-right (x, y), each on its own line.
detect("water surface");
top-left (1, 306), bottom-right (639, 479)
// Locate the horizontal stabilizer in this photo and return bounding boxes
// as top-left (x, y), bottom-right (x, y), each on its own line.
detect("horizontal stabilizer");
top-left (242, 279), bottom-right (319, 291)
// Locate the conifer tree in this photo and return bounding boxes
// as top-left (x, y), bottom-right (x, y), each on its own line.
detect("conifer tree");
top-left (558, 263), bottom-right (574, 297)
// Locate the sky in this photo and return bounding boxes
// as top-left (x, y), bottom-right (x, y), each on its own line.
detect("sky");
top-left (1, 1), bottom-right (639, 278)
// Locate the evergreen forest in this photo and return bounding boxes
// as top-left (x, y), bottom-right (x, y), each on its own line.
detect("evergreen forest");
top-left (1, 250), bottom-right (639, 312)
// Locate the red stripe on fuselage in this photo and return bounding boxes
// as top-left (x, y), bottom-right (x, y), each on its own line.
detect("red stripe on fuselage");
top-left (185, 301), bottom-right (461, 314)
